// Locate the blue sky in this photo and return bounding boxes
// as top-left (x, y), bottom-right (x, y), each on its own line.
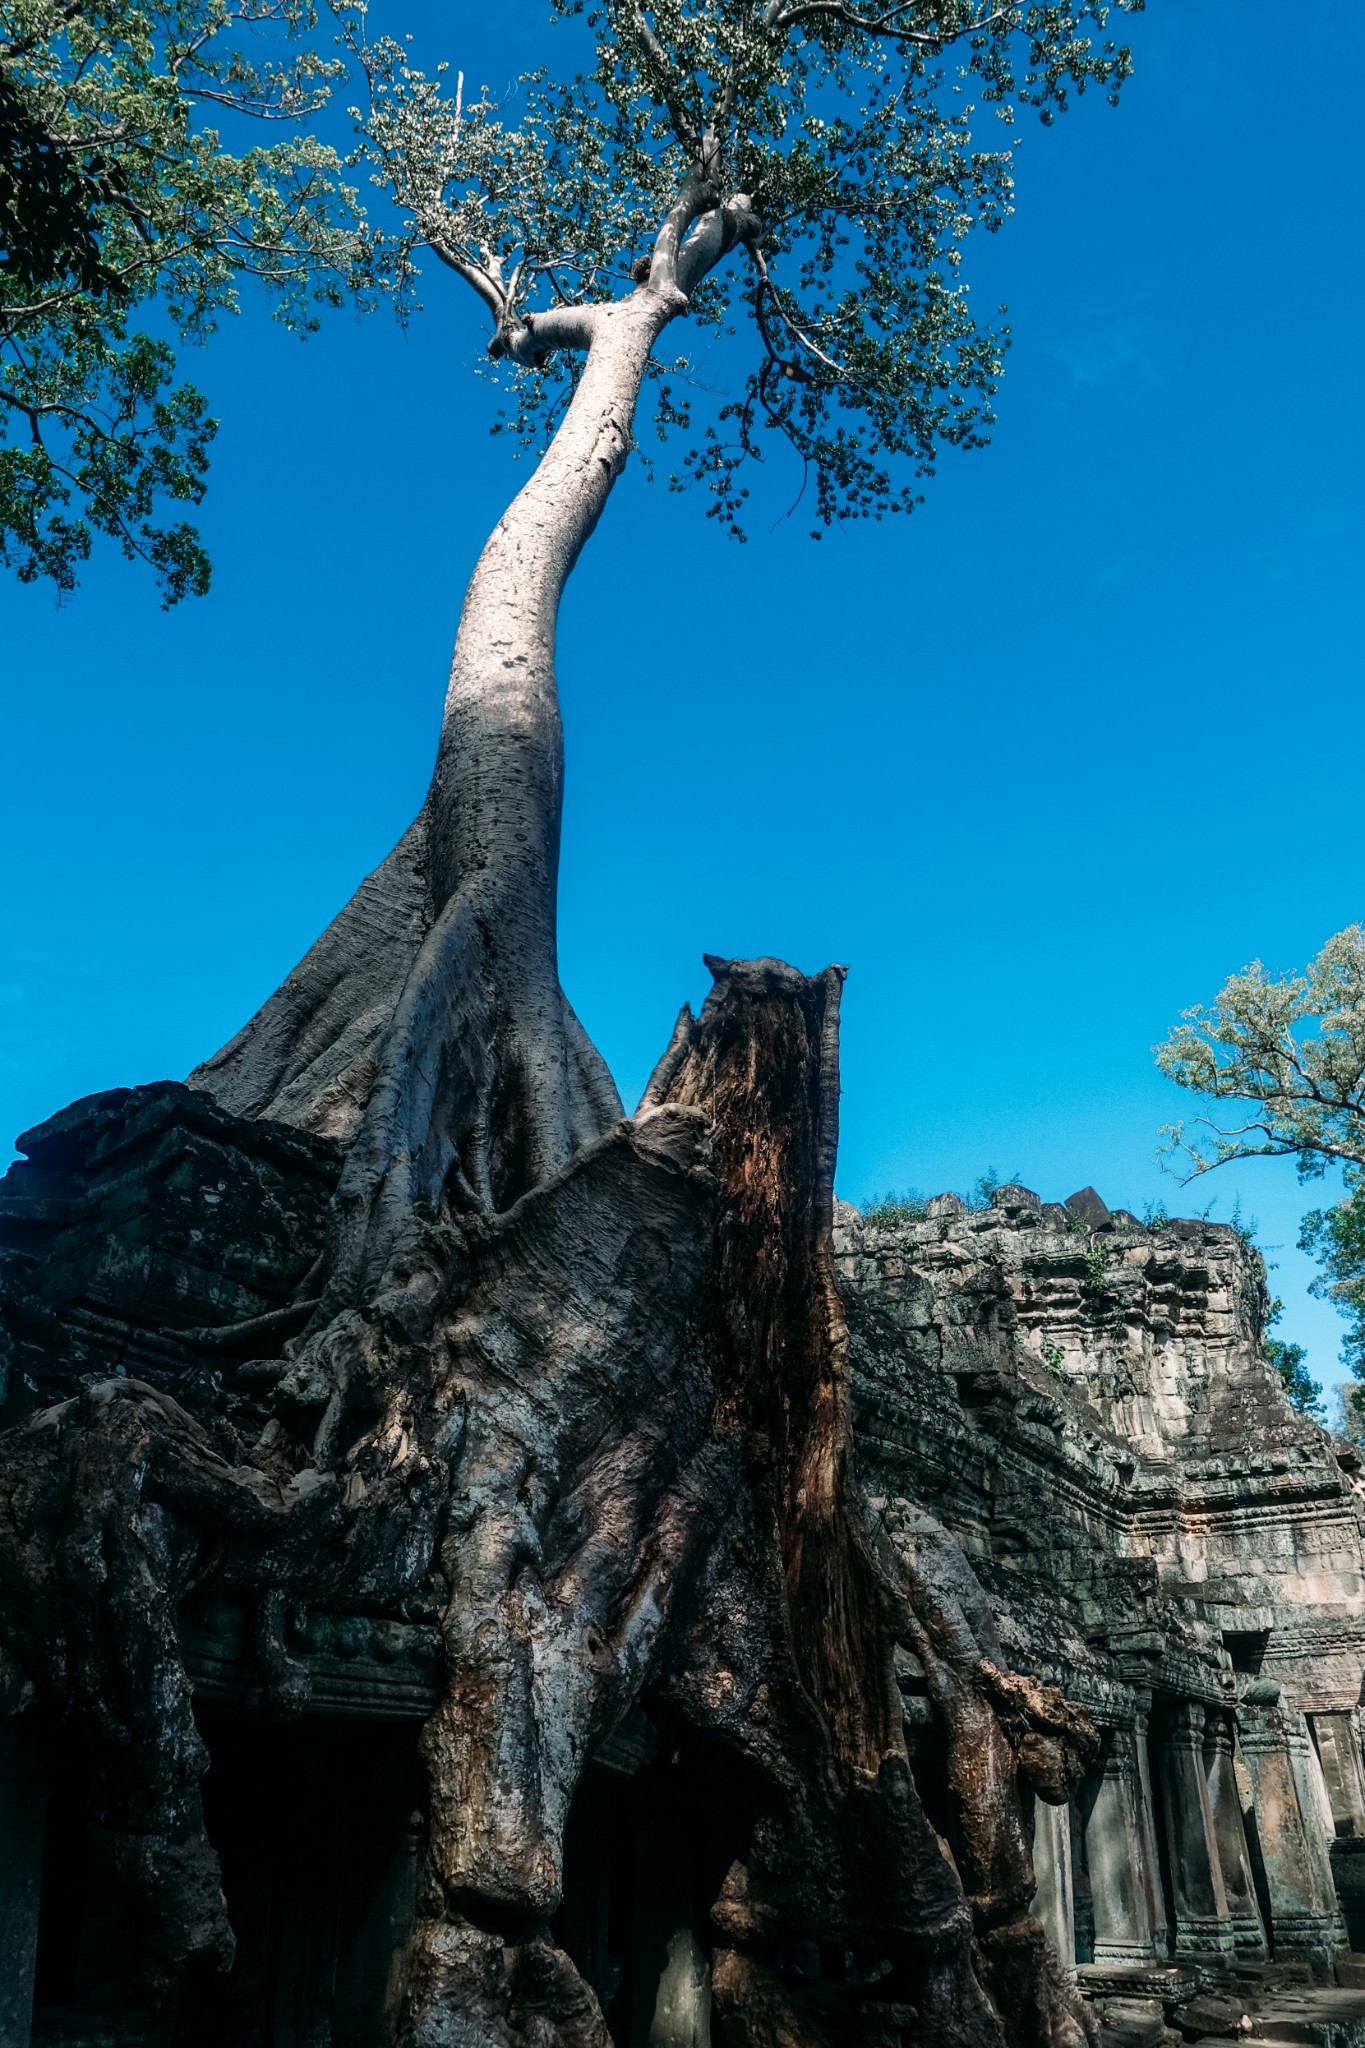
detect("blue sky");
top-left (3, 2), bottom-right (1363, 1398)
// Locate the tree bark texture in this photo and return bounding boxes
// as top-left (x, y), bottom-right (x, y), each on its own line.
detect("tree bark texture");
top-left (189, 297), bottom-right (673, 1276)
top-left (0, 961), bottom-right (1097, 2048)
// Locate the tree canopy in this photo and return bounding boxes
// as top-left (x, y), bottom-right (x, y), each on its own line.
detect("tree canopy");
top-left (2, 0), bottom-right (1143, 600)
top-left (342, 0), bottom-right (1143, 534)
top-left (1157, 924), bottom-right (1365, 1428)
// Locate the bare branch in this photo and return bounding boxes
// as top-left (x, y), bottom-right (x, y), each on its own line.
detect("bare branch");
top-left (749, 243), bottom-right (853, 382)
top-left (424, 239), bottom-right (506, 323)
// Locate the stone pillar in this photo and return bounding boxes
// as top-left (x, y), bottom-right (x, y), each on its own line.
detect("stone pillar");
top-left (1154, 1701), bottom-right (1234, 1957)
top-left (1083, 1729), bottom-right (1157, 1964)
top-left (1310, 1714), bottom-right (1365, 1840)
top-left (1203, 1707), bottom-right (1266, 1956)
top-left (1239, 1691), bottom-right (1345, 1971)
top-left (1286, 1711), bottom-right (1349, 1949)
top-left (1032, 1797), bottom-right (1075, 1968)
top-left (630, 1765), bottom-right (712, 2048)
top-left (1133, 1706), bottom-right (1169, 1958)
top-left (0, 1718), bottom-right (46, 2048)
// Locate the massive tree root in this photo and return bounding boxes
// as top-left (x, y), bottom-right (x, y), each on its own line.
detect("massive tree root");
top-left (1, 956), bottom-right (1097, 2048)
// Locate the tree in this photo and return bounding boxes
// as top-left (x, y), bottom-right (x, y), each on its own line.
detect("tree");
top-left (1265, 1326), bottom-right (1325, 1422)
top-left (197, 0), bottom-right (1140, 1291)
top-left (1, 6), bottom-right (1142, 2046)
top-left (0, 0), bottom-right (372, 600)
top-left (1156, 923), bottom-right (1365, 1431)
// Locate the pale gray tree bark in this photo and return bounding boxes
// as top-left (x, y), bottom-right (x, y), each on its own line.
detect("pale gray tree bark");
top-left (191, 194), bottom-right (750, 1292)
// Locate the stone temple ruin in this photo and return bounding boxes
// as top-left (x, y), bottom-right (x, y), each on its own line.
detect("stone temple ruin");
top-left (839, 1182), bottom-right (1365, 2040)
top-left (4, 1085), bottom-right (1365, 2045)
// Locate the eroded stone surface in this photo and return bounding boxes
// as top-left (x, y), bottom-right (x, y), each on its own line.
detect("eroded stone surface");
top-left (838, 1188), bottom-right (1365, 1997)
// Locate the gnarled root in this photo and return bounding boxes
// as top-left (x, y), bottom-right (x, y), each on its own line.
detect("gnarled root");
top-left (316, 888), bottom-right (620, 1314)
top-left (1, 955), bottom-right (1100, 2048)
top-left (890, 1515), bottom-right (1098, 2047)
top-left (0, 1380), bottom-right (306, 1983)
top-left (393, 1916), bottom-right (609, 2048)
top-left (193, 809), bottom-right (622, 1322)
top-left (189, 811), bottom-right (434, 1146)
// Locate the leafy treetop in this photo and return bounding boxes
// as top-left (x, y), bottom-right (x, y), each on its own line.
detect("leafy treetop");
top-left (2, 0), bottom-right (1144, 600)
top-left (1157, 927), bottom-right (1365, 1185)
top-left (342, 0), bottom-right (1145, 536)
top-left (1157, 925), bottom-right (1365, 1429)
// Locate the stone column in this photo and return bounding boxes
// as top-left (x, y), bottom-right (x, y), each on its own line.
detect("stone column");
top-left (630, 1765), bottom-right (712, 2048)
top-left (1154, 1701), bottom-right (1234, 1957)
top-left (1309, 1713), bottom-right (1365, 1840)
top-left (1286, 1710), bottom-right (1349, 1953)
top-left (648, 1929), bottom-right (712, 2048)
top-left (1032, 1797), bottom-right (1075, 1968)
top-left (0, 1718), bottom-right (46, 2048)
top-left (1133, 1706), bottom-right (1169, 1959)
top-left (1202, 1707), bottom-right (1266, 1956)
top-left (1083, 1729), bottom-right (1157, 1964)
top-left (1238, 1690), bottom-right (1346, 1971)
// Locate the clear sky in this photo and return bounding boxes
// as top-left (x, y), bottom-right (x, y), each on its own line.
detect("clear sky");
top-left (2, 3), bottom-right (1362, 1398)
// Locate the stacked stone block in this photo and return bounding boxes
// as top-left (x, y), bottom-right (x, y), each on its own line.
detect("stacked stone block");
top-left (837, 1183), bottom-right (1365, 1991)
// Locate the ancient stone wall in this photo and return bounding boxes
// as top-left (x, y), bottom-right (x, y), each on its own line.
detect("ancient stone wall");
top-left (838, 1181), bottom-right (1365, 2031)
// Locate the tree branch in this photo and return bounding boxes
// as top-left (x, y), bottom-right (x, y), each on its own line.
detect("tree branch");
top-left (630, 3), bottom-right (700, 154)
top-left (429, 237), bottom-right (507, 323)
top-left (674, 192), bottom-right (758, 301)
top-left (749, 244), bottom-right (852, 382)
top-left (487, 300), bottom-right (601, 367)
top-left (1162, 1113), bottom-right (1364, 1182)
top-left (763, 0), bottom-right (1012, 46)
top-left (647, 168), bottom-right (716, 295)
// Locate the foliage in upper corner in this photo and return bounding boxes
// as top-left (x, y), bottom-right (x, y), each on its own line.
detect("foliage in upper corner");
top-left (340, 0), bottom-right (1144, 536)
top-left (0, 0), bottom-right (376, 602)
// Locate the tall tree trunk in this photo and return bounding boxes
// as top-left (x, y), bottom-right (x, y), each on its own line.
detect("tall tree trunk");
top-left (192, 289), bottom-right (670, 1270)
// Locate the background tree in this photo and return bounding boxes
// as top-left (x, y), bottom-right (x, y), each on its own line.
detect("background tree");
top-left (1157, 922), bottom-right (1365, 1429)
top-left (0, 0), bottom-right (373, 600)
